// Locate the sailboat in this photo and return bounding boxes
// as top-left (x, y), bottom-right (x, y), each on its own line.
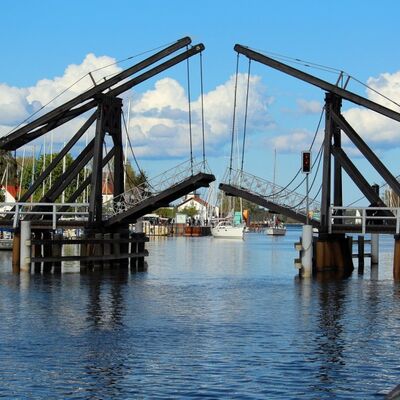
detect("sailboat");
top-left (211, 193), bottom-right (244, 239)
top-left (265, 214), bottom-right (286, 236)
top-left (266, 149), bottom-right (286, 236)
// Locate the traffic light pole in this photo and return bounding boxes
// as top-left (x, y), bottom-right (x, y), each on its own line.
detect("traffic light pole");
top-left (306, 173), bottom-right (309, 225)
top-left (301, 151), bottom-right (312, 278)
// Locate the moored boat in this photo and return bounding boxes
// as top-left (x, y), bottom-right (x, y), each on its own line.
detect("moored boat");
top-left (211, 220), bottom-right (244, 239)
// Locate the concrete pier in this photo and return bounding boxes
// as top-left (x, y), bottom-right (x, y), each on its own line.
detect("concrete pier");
top-left (301, 225), bottom-right (313, 278)
top-left (20, 221), bottom-right (31, 273)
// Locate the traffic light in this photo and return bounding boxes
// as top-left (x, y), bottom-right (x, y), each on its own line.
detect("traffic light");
top-left (302, 151), bottom-right (311, 174)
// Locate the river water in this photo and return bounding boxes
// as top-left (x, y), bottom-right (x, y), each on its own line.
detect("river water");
top-left (0, 226), bottom-right (399, 399)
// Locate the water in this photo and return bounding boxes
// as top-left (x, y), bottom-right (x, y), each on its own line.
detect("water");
top-left (0, 227), bottom-right (399, 398)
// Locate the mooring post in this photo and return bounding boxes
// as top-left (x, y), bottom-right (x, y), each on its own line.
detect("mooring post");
top-left (393, 234), bottom-right (400, 281)
top-left (20, 221), bottom-right (31, 273)
top-left (52, 233), bottom-right (62, 274)
top-left (33, 231), bottom-right (42, 273)
top-left (371, 184), bottom-right (379, 265)
top-left (42, 231), bottom-right (52, 274)
top-left (12, 228), bottom-right (21, 273)
top-left (357, 235), bottom-right (364, 273)
top-left (371, 233), bottom-right (379, 264)
top-left (93, 232), bottom-right (103, 271)
top-left (103, 233), bottom-right (111, 270)
top-left (301, 225), bottom-right (313, 278)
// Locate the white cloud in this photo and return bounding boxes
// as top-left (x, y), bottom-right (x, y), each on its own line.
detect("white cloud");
top-left (268, 129), bottom-right (322, 154)
top-left (129, 73), bottom-right (273, 158)
top-left (296, 99), bottom-right (322, 114)
top-left (0, 53), bottom-right (121, 141)
top-left (0, 55), bottom-right (273, 161)
top-left (342, 71), bottom-right (400, 150)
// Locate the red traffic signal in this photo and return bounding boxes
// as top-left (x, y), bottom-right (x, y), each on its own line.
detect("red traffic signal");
top-left (302, 151), bottom-right (311, 173)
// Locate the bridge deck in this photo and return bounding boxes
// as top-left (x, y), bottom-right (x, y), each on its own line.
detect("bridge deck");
top-left (106, 172), bottom-right (215, 227)
top-left (219, 183), bottom-right (320, 228)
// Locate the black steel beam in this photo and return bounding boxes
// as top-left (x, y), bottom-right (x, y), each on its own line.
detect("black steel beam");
top-left (234, 44), bottom-right (400, 123)
top-left (331, 146), bottom-right (385, 206)
top-left (43, 139), bottom-right (95, 202)
top-left (0, 43), bottom-right (205, 150)
top-left (219, 183), bottom-right (320, 228)
top-left (105, 172), bottom-right (215, 227)
top-left (0, 37), bottom-right (192, 149)
top-left (332, 110), bottom-right (400, 198)
top-left (19, 112), bottom-right (97, 202)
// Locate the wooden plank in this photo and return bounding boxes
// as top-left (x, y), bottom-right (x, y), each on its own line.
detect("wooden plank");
top-left (30, 250), bottom-right (148, 263)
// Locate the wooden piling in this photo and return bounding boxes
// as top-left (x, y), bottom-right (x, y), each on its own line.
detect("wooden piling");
top-left (358, 235), bottom-right (364, 273)
top-left (393, 234), bottom-right (400, 281)
top-left (33, 231), bottom-right (43, 273)
top-left (42, 231), bottom-right (52, 274)
top-left (52, 233), bottom-right (62, 274)
top-left (12, 230), bottom-right (20, 274)
top-left (315, 233), bottom-right (354, 276)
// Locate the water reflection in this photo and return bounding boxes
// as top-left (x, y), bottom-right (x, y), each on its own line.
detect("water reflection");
top-left (1, 232), bottom-right (400, 398)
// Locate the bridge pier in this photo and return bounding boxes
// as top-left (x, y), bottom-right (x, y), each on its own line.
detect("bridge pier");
top-left (314, 233), bottom-right (354, 277)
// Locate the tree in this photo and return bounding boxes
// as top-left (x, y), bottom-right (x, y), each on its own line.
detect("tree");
top-left (125, 161), bottom-right (148, 190)
top-left (180, 205), bottom-right (198, 218)
top-left (17, 153), bottom-right (83, 202)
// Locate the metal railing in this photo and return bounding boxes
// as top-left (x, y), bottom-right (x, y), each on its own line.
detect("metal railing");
top-left (329, 206), bottom-right (400, 234)
top-left (103, 158), bottom-right (211, 217)
top-left (0, 202), bottom-right (89, 229)
top-left (224, 168), bottom-right (321, 216)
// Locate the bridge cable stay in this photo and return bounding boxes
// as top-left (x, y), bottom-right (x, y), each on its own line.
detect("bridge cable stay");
top-left (199, 51), bottom-right (206, 169)
top-left (267, 106), bottom-right (325, 199)
top-left (228, 53), bottom-right (240, 183)
top-left (240, 58), bottom-right (251, 173)
top-left (186, 46), bottom-right (194, 175)
top-left (121, 111), bottom-right (152, 190)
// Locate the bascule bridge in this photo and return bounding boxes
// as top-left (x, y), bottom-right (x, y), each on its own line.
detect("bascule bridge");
top-left (0, 37), bottom-right (215, 272)
top-left (220, 44), bottom-right (400, 278)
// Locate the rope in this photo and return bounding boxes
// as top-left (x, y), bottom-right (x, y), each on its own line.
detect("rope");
top-left (199, 52), bottom-right (206, 168)
top-left (229, 53), bottom-right (240, 182)
top-left (240, 59), bottom-right (251, 172)
top-left (268, 106), bottom-right (325, 198)
top-left (186, 46), bottom-right (194, 175)
top-left (121, 111), bottom-right (151, 190)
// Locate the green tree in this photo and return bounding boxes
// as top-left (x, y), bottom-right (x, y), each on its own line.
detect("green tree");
top-left (0, 150), bottom-right (18, 186)
top-left (180, 205), bottom-right (197, 218)
top-left (156, 207), bottom-right (176, 219)
top-left (17, 153), bottom-right (84, 202)
top-left (125, 162), bottom-right (148, 190)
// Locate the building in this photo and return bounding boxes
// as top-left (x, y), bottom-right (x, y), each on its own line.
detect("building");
top-left (176, 193), bottom-right (219, 224)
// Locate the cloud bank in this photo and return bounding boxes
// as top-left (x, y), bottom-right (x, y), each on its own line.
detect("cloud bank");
top-left (0, 55), bottom-right (273, 160)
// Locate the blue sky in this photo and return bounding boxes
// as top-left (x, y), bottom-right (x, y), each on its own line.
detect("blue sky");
top-left (1, 0), bottom-right (400, 205)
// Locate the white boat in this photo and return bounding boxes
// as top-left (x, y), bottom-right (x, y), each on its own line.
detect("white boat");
top-left (265, 225), bottom-right (286, 236)
top-left (211, 220), bottom-right (244, 239)
top-left (265, 215), bottom-right (286, 236)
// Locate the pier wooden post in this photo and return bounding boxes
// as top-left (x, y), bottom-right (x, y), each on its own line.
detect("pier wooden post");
top-left (12, 229), bottom-right (20, 273)
top-left (80, 233), bottom-right (88, 273)
top-left (33, 231), bottom-right (43, 274)
top-left (315, 233), bottom-right (354, 276)
top-left (52, 233), bottom-right (62, 274)
top-left (357, 235), bottom-right (364, 273)
top-left (103, 233), bottom-right (111, 270)
top-left (393, 234), bottom-right (400, 281)
top-left (42, 231), bottom-right (52, 274)
top-left (113, 232), bottom-right (120, 269)
top-left (93, 233), bottom-right (103, 271)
